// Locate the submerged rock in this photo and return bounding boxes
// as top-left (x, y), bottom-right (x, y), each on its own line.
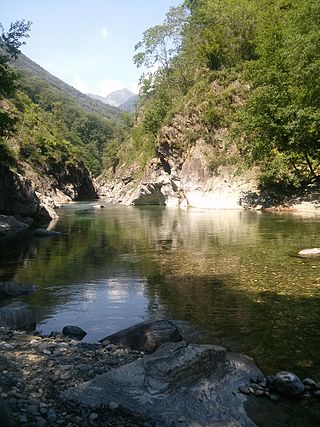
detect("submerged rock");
top-left (0, 302), bottom-right (35, 329)
top-left (0, 214), bottom-right (29, 234)
top-left (34, 228), bottom-right (62, 237)
top-left (63, 340), bottom-right (261, 426)
top-left (274, 371), bottom-right (305, 396)
top-left (0, 281), bottom-right (37, 298)
top-left (100, 319), bottom-right (182, 353)
top-left (298, 248), bottom-right (320, 257)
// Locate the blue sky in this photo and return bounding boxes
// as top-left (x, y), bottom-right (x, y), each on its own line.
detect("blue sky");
top-left (1, 0), bottom-right (182, 95)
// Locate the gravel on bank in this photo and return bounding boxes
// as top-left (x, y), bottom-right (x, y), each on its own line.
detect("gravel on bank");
top-left (0, 327), bottom-right (153, 426)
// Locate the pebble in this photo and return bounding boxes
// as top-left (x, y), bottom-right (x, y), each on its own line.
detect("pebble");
top-left (303, 378), bottom-right (316, 387)
top-left (89, 412), bottom-right (99, 421)
top-left (238, 386), bottom-right (251, 395)
top-left (19, 415), bottom-right (28, 423)
top-left (109, 401), bottom-right (119, 410)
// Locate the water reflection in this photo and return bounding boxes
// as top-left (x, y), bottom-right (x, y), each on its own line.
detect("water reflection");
top-left (0, 204), bottom-right (320, 380)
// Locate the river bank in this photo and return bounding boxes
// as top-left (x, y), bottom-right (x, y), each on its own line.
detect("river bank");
top-left (0, 327), bottom-right (150, 427)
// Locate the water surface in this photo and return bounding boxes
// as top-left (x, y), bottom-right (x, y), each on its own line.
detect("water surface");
top-left (1, 203), bottom-right (320, 380)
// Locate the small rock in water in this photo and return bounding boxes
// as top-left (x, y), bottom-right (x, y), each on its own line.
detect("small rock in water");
top-left (298, 248), bottom-right (320, 257)
top-left (274, 371), bottom-right (305, 396)
top-left (302, 378), bottom-right (316, 387)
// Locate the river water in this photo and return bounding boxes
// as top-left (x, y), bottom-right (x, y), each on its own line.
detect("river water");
top-left (1, 203), bottom-right (320, 380)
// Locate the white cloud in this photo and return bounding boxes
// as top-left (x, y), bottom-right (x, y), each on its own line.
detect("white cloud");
top-left (100, 28), bottom-right (108, 38)
top-left (99, 80), bottom-right (125, 96)
top-left (129, 82), bottom-right (139, 94)
top-left (74, 75), bottom-right (90, 94)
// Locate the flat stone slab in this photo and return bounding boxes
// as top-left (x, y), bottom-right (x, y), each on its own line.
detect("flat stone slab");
top-left (63, 341), bottom-right (261, 426)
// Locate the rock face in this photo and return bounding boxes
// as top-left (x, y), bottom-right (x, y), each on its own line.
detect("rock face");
top-left (0, 163), bottom-right (52, 220)
top-left (0, 302), bottom-right (35, 329)
top-left (99, 320), bottom-right (182, 353)
top-left (98, 132), bottom-right (259, 209)
top-left (0, 281), bottom-right (37, 298)
top-left (63, 340), bottom-right (261, 426)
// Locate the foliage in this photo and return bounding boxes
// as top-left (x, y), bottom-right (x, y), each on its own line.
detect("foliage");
top-left (126, 0), bottom-right (320, 189)
top-left (0, 20), bottom-right (31, 140)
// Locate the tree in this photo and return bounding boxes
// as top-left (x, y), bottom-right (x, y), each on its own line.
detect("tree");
top-left (133, 5), bottom-right (189, 76)
top-left (0, 20), bottom-right (32, 141)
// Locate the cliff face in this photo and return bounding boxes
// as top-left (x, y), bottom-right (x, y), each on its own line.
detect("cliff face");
top-left (0, 160), bottom-right (98, 223)
top-left (98, 112), bottom-right (259, 210)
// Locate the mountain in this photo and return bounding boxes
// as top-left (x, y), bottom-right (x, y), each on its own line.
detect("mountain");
top-left (10, 52), bottom-right (121, 120)
top-left (88, 88), bottom-right (138, 112)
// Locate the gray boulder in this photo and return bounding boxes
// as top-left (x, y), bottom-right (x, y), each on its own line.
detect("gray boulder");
top-left (274, 371), bottom-right (305, 396)
top-left (63, 341), bottom-right (261, 426)
top-left (0, 302), bottom-right (35, 330)
top-left (100, 319), bottom-right (182, 353)
top-left (62, 325), bottom-right (87, 340)
top-left (0, 281), bottom-right (37, 298)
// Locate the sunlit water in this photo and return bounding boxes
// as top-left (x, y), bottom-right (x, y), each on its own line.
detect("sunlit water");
top-left (1, 203), bottom-right (320, 380)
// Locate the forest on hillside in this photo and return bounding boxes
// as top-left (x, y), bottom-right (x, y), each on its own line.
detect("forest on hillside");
top-left (109, 0), bottom-right (320, 191)
top-left (1, 0), bottom-right (319, 193)
top-left (0, 20), bottom-right (124, 178)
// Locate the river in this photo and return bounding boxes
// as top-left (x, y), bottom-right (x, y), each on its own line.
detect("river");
top-left (1, 203), bottom-right (320, 381)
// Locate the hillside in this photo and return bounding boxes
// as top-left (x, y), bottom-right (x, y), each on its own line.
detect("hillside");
top-left (10, 51), bottom-right (121, 120)
top-left (99, 0), bottom-right (320, 209)
top-left (0, 31), bottom-right (122, 222)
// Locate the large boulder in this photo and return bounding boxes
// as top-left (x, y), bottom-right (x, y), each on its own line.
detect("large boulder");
top-left (100, 319), bottom-right (182, 353)
top-left (274, 371), bottom-right (305, 396)
top-left (63, 341), bottom-right (261, 426)
top-left (0, 302), bottom-right (35, 330)
top-left (0, 282), bottom-right (37, 298)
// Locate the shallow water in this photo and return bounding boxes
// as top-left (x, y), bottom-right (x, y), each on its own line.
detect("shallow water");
top-left (1, 203), bottom-right (320, 380)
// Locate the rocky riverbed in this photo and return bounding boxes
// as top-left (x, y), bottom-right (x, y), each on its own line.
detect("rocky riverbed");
top-left (0, 327), bottom-right (152, 427)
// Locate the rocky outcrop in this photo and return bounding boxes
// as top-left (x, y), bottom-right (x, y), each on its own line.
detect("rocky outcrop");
top-left (63, 340), bottom-right (262, 426)
top-left (0, 159), bottom-right (97, 231)
top-left (0, 163), bottom-right (53, 220)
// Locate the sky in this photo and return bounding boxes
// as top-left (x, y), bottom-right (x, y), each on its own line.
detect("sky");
top-left (1, 0), bottom-right (182, 96)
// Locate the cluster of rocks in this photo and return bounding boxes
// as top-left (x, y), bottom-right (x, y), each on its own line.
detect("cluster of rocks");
top-left (239, 371), bottom-right (320, 401)
top-left (0, 327), bottom-right (151, 426)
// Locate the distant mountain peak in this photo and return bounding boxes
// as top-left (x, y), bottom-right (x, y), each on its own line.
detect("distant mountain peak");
top-left (88, 88), bottom-right (138, 112)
